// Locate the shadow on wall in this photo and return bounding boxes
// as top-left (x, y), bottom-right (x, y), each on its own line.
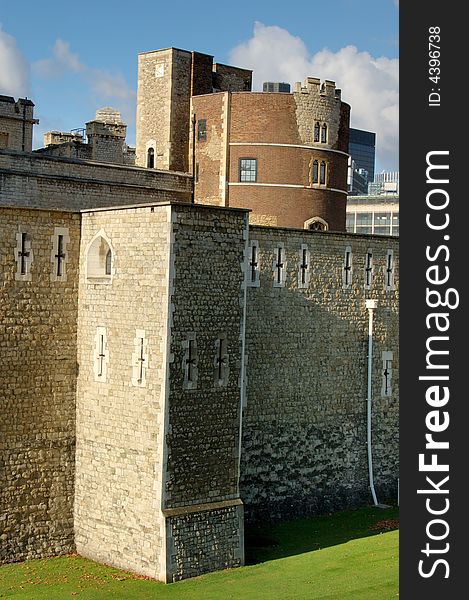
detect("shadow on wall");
top-left (240, 272), bottom-right (399, 523)
top-left (244, 505), bottom-right (399, 564)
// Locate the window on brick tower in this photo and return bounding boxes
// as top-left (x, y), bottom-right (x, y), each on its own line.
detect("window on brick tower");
top-left (321, 123), bottom-right (328, 143)
top-left (314, 122), bottom-right (320, 143)
top-left (312, 160), bottom-right (319, 184)
top-left (198, 119), bottom-right (207, 141)
top-left (239, 158), bottom-right (257, 182)
top-left (320, 161), bottom-right (326, 185)
top-left (147, 147), bottom-right (155, 168)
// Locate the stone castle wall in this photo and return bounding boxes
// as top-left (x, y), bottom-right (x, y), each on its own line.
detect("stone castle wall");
top-left (164, 205), bottom-right (247, 509)
top-left (240, 227), bottom-right (399, 521)
top-left (164, 501), bottom-right (244, 581)
top-left (0, 150), bottom-right (192, 211)
top-left (293, 78), bottom-right (348, 151)
top-left (135, 48), bottom-right (252, 174)
top-left (162, 204), bottom-right (247, 581)
top-left (0, 207), bottom-right (80, 563)
top-left (0, 199), bottom-right (399, 580)
top-left (74, 205), bottom-right (174, 578)
top-left (73, 203), bottom-right (248, 581)
top-left (86, 121), bottom-right (126, 165)
top-left (169, 50), bottom-right (194, 173)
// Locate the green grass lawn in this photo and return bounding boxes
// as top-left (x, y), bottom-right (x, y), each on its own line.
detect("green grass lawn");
top-left (0, 506), bottom-right (399, 600)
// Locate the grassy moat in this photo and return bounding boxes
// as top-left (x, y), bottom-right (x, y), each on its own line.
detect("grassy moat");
top-left (0, 505), bottom-right (399, 599)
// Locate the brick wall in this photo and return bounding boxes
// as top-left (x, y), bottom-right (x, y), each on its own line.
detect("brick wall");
top-left (240, 227), bottom-right (399, 521)
top-left (191, 93), bottom-right (226, 205)
top-left (192, 89), bottom-right (349, 229)
top-left (229, 185), bottom-right (347, 231)
top-left (229, 93), bottom-right (300, 144)
top-left (0, 207), bottom-right (80, 563)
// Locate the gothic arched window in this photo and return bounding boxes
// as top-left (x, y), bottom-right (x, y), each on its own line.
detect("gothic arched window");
top-left (304, 217), bottom-right (329, 232)
top-left (86, 231), bottom-right (114, 283)
top-left (309, 220), bottom-right (327, 232)
top-left (105, 249), bottom-right (112, 275)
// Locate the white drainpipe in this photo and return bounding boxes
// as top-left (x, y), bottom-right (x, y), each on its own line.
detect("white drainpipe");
top-left (366, 299), bottom-right (379, 506)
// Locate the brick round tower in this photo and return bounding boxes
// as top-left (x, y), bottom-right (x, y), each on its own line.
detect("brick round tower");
top-left (191, 78), bottom-right (350, 231)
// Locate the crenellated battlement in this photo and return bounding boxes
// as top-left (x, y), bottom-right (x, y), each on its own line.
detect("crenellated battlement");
top-left (0, 95), bottom-right (38, 152)
top-left (294, 77), bottom-right (341, 99)
top-left (292, 77), bottom-right (348, 153)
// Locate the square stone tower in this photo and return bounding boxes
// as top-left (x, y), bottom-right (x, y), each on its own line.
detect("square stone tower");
top-left (74, 202), bottom-right (248, 582)
top-left (135, 48), bottom-right (251, 173)
top-left (0, 95), bottom-right (38, 151)
top-left (85, 108), bottom-right (127, 164)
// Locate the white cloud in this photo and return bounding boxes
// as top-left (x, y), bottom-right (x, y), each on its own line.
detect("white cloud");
top-left (34, 39), bottom-right (84, 77)
top-left (33, 39), bottom-right (136, 127)
top-left (0, 25), bottom-right (30, 97)
top-left (230, 22), bottom-right (399, 171)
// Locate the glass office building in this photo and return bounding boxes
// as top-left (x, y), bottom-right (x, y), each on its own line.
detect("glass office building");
top-left (348, 128), bottom-right (376, 194)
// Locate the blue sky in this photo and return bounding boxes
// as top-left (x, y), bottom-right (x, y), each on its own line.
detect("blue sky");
top-left (0, 0), bottom-right (398, 170)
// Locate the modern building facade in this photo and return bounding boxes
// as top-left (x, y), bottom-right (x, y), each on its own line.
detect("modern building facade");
top-left (346, 194), bottom-right (399, 236)
top-left (348, 128), bottom-right (376, 195)
top-left (349, 128), bottom-right (376, 180)
top-left (369, 171), bottom-right (399, 195)
top-left (262, 82), bottom-right (291, 93)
